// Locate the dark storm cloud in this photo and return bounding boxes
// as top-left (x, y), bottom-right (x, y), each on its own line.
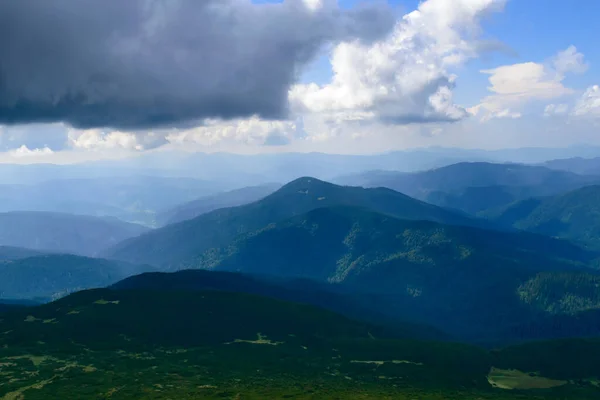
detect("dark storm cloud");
top-left (0, 0), bottom-right (395, 130)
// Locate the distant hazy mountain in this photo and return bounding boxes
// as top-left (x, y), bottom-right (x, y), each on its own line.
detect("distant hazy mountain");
top-left (157, 183), bottom-right (281, 226)
top-left (0, 254), bottom-right (153, 301)
top-left (543, 157), bottom-right (600, 175)
top-left (487, 185), bottom-right (600, 251)
top-left (186, 205), bottom-right (600, 340)
top-left (425, 186), bottom-right (539, 215)
top-left (0, 212), bottom-right (150, 256)
top-left (4, 146), bottom-right (599, 186)
top-left (335, 162), bottom-right (600, 215)
top-left (104, 177), bottom-right (489, 267)
top-left (0, 176), bottom-right (231, 226)
top-left (0, 246), bottom-right (46, 261)
top-left (336, 162), bottom-right (599, 198)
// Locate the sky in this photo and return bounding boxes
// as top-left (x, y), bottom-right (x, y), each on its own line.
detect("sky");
top-left (0, 0), bottom-right (599, 163)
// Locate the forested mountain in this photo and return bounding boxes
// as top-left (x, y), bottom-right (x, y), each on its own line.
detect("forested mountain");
top-left (487, 185), bottom-right (600, 250)
top-left (335, 162), bottom-right (600, 215)
top-left (104, 177), bottom-right (488, 267)
top-left (0, 254), bottom-right (153, 300)
top-left (112, 269), bottom-right (449, 341)
top-left (0, 211), bottom-right (149, 256)
top-left (157, 183), bottom-right (281, 225)
top-left (184, 206), bottom-right (600, 340)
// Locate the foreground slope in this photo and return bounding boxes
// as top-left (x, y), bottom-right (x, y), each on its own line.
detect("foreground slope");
top-left (105, 177), bottom-right (487, 267)
top-left (488, 185), bottom-right (600, 251)
top-left (190, 206), bottom-right (600, 340)
top-left (0, 211), bottom-right (150, 256)
top-left (1, 288), bottom-right (599, 399)
top-left (0, 254), bottom-right (153, 301)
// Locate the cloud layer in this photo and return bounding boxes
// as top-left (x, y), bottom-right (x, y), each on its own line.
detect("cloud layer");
top-left (0, 0), bottom-right (394, 130)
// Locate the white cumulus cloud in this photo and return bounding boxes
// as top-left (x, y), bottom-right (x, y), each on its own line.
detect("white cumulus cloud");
top-left (472, 46), bottom-right (587, 120)
top-left (289, 0), bottom-right (507, 125)
top-left (9, 145), bottom-right (54, 158)
top-left (572, 85), bottom-right (600, 118)
top-left (544, 103), bottom-right (569, 117)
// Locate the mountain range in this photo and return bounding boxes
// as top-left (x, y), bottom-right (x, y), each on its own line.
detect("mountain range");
top-left (104, 177), bottom-right (490, 267)
top-left (4, 161), bottom-right (600, 398)
top-left (335, 162), bottom-right (600, 215)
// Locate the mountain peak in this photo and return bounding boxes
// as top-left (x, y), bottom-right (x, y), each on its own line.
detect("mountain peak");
top-left (279, 176), bottom-right (332, 189)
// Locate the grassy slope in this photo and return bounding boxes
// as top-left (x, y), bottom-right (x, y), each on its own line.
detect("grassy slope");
top-left (105, 177), bottom-right (488, 267)
top-left (0, 288), bottom-right (598, 399)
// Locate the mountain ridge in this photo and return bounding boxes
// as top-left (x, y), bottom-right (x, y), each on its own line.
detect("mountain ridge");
top-left (104, 177), bottom-right (493, 267)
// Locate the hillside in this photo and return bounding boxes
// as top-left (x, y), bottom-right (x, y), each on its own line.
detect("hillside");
top-left (0, 288), bottom-right (599, 398)
top-left (112, 269), bottom-right (449, 341)
top-left (104, 177), bottom-right (488, 267)
top-left (488, 186), bottom-right (600, 250)
top-left (157, 183), bottom-right (281, 225)
top-left (0, 211), bottom-right (150, 256)
top-left (0, 254), bottom-right (153, 301)
top-left (335, 162), bottom-right (600, 214)
top-left (185, 206), bottom-right (600, 340)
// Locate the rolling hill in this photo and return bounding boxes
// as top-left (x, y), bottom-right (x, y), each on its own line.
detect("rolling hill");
top-left (0, 254), bottom-right (153, 301)
top-left (335, 162), bottom-right (600, 215)
top-left (0, 211), bottom-right (150, 256)
top-left (157, 183), bottom-right (281, 225)
top-left (1, 287), bottom-right (599, 398)
top-left (104, 177), bottom-right (489, 267)
top-left (487, 185), bottom-right (600, 251)
top-left (183, 205), bottom-right (600, 340)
